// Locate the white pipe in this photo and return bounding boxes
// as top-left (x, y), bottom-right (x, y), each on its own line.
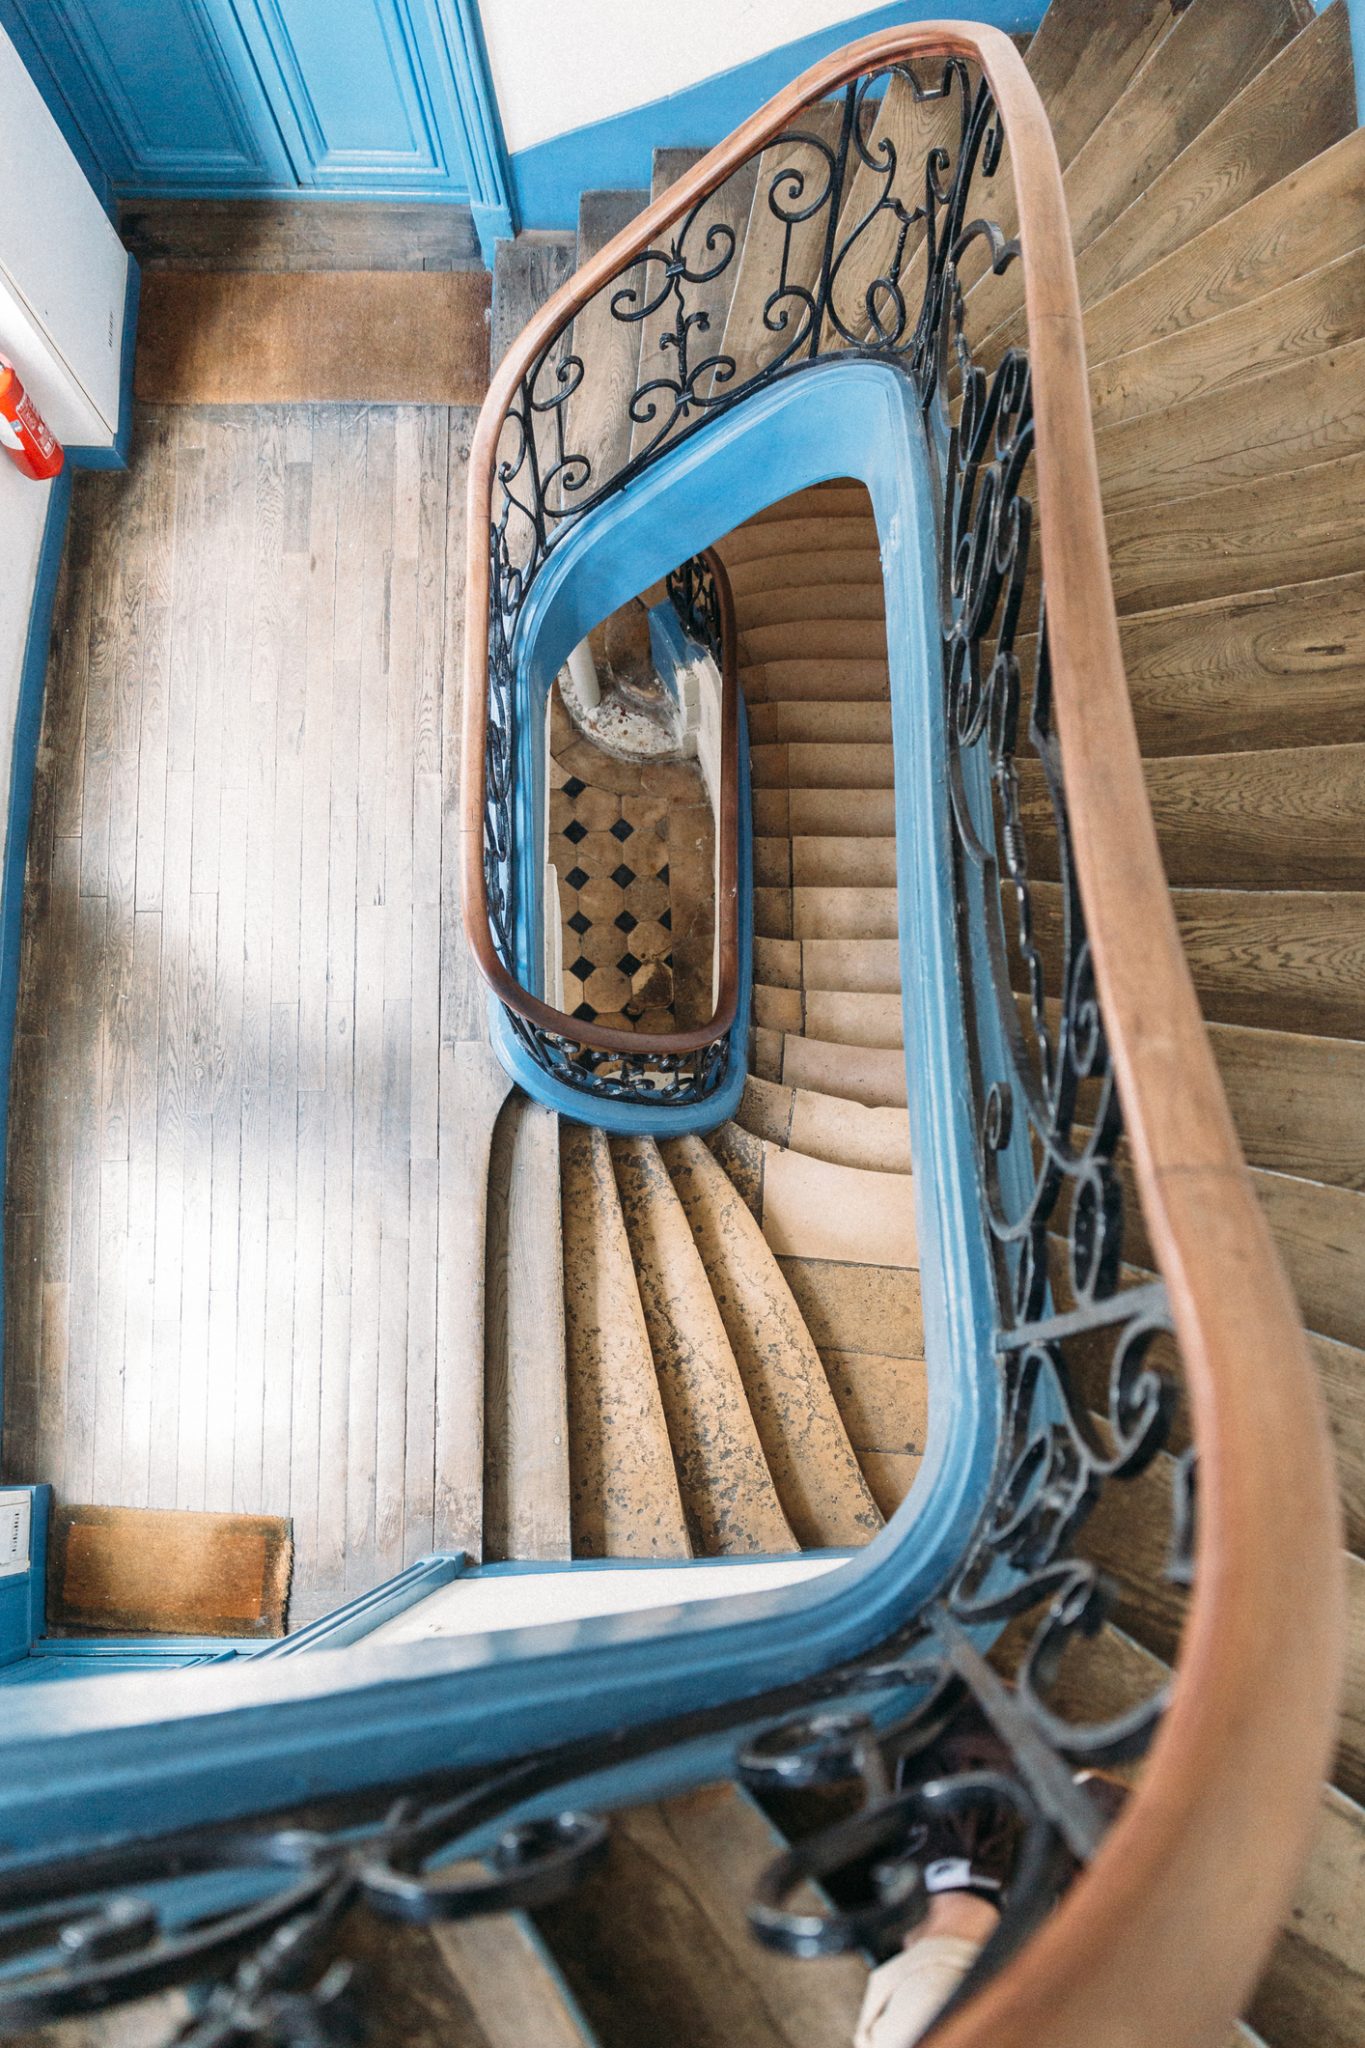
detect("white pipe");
top-left (566, 636), bottom-right (601, 709)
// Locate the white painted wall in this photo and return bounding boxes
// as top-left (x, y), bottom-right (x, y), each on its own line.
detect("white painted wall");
top-left (0, 24), bottom-right (130, 446)
top-left (365, 1555), bottom-right (845, 1644)
top-left (0, 461), bottom-right (52, 843)
top-left (477, 0), bottom-right (880, 154)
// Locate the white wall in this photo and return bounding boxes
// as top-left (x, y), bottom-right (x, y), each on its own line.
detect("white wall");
top-left (0, 462), bottom-right (52, 846)
top-left (0, 25), bottom-right (130, 446)
top-left (478, 0), bottom-right (880, 154)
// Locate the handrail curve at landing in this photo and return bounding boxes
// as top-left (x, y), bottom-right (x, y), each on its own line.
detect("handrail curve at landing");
top-left (462, 22), bottom-right (1344, 2047)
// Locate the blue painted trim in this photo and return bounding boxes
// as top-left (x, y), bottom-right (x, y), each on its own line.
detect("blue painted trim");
top-left (29, 1636), bottom-right (248, 1658)
top-left (505, 1), bottom-right (1042, 230)
top-left (0, 362), bottom-right (1002, 1858)
top-left (66, 253), bottom-right (140, 472)
top-left (1344, 0), bottom-right (1365, 125)
top-left (251, 1553), bottom-right (465, 1656)
top-left (647, 598), bottom-right (693, 707)
top-left (0, 1482), bottom-right (49, 1665)
top-left (443, 0), bottom-right (516, 261)
top-left (0, 474), bottom-right (71, 1424)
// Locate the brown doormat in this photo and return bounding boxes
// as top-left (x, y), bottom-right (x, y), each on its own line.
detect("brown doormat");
top-left (48, 1504), bottom-right (293, 1638)
top-left (135, 267), bottom-right (490, 405)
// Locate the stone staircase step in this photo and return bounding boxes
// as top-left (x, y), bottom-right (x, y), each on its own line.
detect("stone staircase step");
top-left (484, 1093), bottom-right (571, 1561)
top-left (737, 1074), bottom-right (912, 1173)
top-left (611, 1134), bottom-right (794, 1554)
top-left (747, 702), bottom-right (893, 746)
top-left (772, 1032), bottom-right (909, 1108)
top-left (662, 1132), bottom-right (882, 1545)
top-left (803, 988), bottom-right (904, 1048)
top-left (739, 656), bottom-right (890, 703)
top-left (559, 1122), bottom-right (690, 1558)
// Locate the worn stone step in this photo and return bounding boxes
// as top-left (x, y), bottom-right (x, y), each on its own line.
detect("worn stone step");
top-left (747, 702), bottom-right (894, 746)
top-left (610, 1134), bottom-right (794, 1555)
top-left (737, 1074), bottom-right (912, 1173)
top-left (661, 1132), bottom-right (882, 1547)
top-left (559, 1122), bottom-right (690, 1559)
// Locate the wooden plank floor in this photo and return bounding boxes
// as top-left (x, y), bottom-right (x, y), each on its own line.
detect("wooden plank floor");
top-left (1, 400), bottom-right (492, 1624)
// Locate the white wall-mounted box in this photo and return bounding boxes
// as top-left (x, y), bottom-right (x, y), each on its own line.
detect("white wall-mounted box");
top-left (0, 25), bottom-right (131, 449)
top-left (0, 1490), bottom-right (32, 1578)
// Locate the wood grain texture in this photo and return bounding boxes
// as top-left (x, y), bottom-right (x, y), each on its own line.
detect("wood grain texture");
top-left (1083, 124), bottom-right (1365, 367)
top-left (1078, 1), bottom-right (1354, 310)
top-left (136, 273), bottom-right (490, 406)
top-left (1091, 245), bottom-right (1365, 431)
top-left (1, 403), bottom-right (497, 1625)
top-left (535, 1786), bottom-right (868, 2048)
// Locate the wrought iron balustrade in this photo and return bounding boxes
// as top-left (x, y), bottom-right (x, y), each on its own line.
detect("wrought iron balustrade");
top-left (0, 26), bottom-right (1337, 2048)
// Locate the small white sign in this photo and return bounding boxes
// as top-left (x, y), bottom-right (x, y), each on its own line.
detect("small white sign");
top-left (0, 1490), bottom-right (31, 1576)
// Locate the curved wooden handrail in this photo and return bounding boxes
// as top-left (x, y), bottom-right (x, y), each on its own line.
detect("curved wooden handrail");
top-left (464, 23), bottom-right (1344, 2043)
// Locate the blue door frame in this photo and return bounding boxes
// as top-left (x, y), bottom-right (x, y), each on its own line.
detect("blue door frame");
top-left (0, 0), bottom-right (515, 261)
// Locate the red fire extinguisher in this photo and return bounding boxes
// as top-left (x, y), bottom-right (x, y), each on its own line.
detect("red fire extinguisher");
top-left (0, 357), bottom-right (63, 480)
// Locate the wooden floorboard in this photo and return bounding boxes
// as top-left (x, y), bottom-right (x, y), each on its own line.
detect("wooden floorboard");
top-left (1, 399), bottom-right (487, 1625)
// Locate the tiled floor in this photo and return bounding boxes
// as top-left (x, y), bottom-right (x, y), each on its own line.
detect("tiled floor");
top-left (547, 686), bottom-right (716, 1031)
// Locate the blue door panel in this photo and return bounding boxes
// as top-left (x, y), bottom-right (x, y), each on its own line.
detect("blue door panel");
top-left (1, 0), bottom-right (295, 188)
top-left (236, 0), bottom-right (472, 195)
top-left (2, 0), bottom-right (514, 253)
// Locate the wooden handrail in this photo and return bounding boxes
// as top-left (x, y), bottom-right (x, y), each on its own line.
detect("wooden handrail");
top-left (464, 24), bottom-right (1343, 2044)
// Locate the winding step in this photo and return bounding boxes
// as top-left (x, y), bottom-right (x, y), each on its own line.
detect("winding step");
top-left (661, 1133), bottom-right (881, 1547)
top-left (559, 1122), bottom-right (690, 1559)
top-left (611, 1133), bottom-right (795, 1556)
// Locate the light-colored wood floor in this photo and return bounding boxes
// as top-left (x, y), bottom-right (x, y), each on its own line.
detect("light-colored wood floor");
top-left (1, 400), bottom-right (491, 1623)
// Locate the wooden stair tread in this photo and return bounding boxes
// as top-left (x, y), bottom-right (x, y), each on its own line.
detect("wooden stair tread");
top-left (1095, 334), bottom-right (1365, 512)
top-left (559, 1123), bottom-right (690, 1559)
top-left (972, 0), bottom-right (1304, 349)
top-left (1075, 2), bottom-right (1356, 325)
top-left (1029, 567), bottom-right (1365, 758)
top-left (1026, 875), bottom-right (1365, 1039)
top-left (717, 101), bottom-right (849, 388)
top-left (1022, 0), bottom-right (1181, 170)
top-left (566, 190), bottom-right (650, 490)
top-left (535, 1785), bottom-right (869, 2048)
top-left (431, 1916), bottom-right (597, 2048)
top-left (1077, 1445), bottom-right (1365, 1808)
top-left (662, 1132), bottom-right (882, 1546)
top-left (1105, 448), bottom-right (1365, 615)
top-left (1019, 741), bottom-right (1365, 889)
top-left (611, 1134), bottom-right (794, 1555)
top-left (1083, 124), bottom-right (1365, 367)
top-left (1091, 243), bottom-right (1365, 433)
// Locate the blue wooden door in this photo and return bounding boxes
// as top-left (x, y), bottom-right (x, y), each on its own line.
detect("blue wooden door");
top-left (234, 0), bottom-right (475, 199)
top-left (0, 0), bottom-right (513, 253)
top-left (1, 0), bottom-right (297, 190)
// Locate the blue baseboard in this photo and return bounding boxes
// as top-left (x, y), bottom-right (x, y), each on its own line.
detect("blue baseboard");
top-left (507, 1), bottom-right (1043, 231)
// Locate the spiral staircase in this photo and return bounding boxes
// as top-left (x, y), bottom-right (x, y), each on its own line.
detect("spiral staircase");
top-left (5, 3), bottom-right (1363, 2045)
top-left (445, 0), bottom-right (1364, 2039)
